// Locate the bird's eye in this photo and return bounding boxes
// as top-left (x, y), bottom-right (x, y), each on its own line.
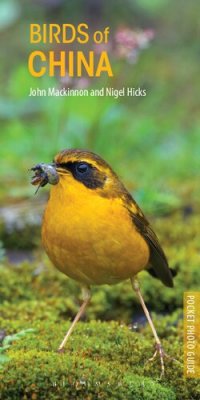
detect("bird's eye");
top-left (76, 162), bottom-right (89, 175)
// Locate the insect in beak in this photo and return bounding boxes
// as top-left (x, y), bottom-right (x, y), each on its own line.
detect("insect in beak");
top-left (30, 163), bottom-right (59, 194)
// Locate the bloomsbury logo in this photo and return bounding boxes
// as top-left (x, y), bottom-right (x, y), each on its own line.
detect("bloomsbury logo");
top-left (28, 23), bottom-right (113, 78)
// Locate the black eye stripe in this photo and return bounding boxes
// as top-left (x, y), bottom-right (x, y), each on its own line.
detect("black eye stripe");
top-left (56, 161), bottom-right (106, 189)
top-left (56, 161), bottom-right (91, 169)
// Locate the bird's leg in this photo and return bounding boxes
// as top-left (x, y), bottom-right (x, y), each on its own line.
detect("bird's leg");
top-left (57, 286), bottom-right (91, 353)
top-left (131, 277), bottom-right (166, 377)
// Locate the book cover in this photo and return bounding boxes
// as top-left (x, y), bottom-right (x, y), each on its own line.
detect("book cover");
top-left (0, 1), bottom-right (199, 398)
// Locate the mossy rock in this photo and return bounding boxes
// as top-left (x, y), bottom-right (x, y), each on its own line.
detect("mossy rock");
top-left (0, 352), bottom-right (175, 400)
top-left (0, 198), bottom-right (44, 249)
top-left (0, 257), bottom-right (199, 399)
top-left (0, 321), bottom-right (199, 400)
top-left (0, 357), bottom-right (175, 400)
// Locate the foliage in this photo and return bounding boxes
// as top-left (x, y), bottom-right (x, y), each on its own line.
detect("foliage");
top-left (0, 328), bottom-right (36, 368)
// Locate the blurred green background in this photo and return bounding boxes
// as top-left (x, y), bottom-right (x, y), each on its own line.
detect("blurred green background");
top-left (0, 0), bottom-right (199, 211)
top-left (0, 1), bottom-right (200, 399)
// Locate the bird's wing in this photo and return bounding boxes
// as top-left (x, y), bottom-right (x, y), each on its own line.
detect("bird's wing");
top-left (126, 199), bottom-right (174, 288)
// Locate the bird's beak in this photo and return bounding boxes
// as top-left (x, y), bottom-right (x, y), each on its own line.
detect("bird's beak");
top-left (31, 163), bottom-right (59, 193)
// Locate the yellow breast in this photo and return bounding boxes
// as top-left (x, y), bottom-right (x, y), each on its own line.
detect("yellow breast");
top-left (42, 175), bottom-right (149, 285)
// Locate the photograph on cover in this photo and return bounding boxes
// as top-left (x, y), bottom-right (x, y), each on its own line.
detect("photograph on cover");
top-left (0, 1), bottom-right (199, 399)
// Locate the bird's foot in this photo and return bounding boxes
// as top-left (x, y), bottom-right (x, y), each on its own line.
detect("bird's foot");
top-left (145, 342), bottom-right (178, 378)
top-left (57, 347), bottom-right (65, 354)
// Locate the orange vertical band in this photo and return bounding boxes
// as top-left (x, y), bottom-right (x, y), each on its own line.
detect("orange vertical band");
top-left (184, 292), bottom-right (200, 378)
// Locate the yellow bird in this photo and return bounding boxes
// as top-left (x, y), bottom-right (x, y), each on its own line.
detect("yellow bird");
top-left (31, 148), bottom-right (175, 376)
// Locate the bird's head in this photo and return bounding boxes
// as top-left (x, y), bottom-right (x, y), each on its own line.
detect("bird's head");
top-left (31, 149), bottom-right (126, 198)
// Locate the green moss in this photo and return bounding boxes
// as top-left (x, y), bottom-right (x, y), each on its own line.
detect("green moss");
top-left (0, 321), bottom-right (199, 399)
top-left (0, 353), bottom-right (175, 400)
